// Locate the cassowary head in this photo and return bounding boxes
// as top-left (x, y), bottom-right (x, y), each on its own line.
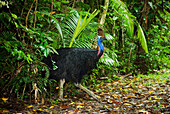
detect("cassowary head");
top-left (97, 28), bottom-right (107, 57)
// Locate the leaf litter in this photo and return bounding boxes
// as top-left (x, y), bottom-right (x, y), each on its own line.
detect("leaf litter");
top-left (0, 74), bottom-right (169, 113)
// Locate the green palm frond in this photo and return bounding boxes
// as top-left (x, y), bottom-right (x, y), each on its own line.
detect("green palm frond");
top-left (100, 50), bottom-right (119, 67)
top-left (68, 10), bottom-right (100, 47)
top-left (74, 40), bottom-right (92, 48)
top-left (105, 33), bottom-right (115, 40)
top-left (61, 10), bottom-right (99, 48)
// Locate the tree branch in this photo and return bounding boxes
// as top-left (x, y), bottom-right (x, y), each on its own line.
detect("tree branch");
top-left (26, 0), bottom-right (36, 27)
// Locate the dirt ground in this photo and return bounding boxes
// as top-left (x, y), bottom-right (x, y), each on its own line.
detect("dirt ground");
top-left (0, 75), bottom-right (169, 113)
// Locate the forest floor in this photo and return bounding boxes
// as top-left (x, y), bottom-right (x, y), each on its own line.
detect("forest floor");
top-left (0, 72), bottom-right (169, 113)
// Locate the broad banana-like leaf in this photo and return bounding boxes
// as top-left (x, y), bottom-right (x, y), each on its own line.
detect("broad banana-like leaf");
top-left (111, 0), bottom-right (134, 38)
top-left (137, 23), bottom-right (148, 53)
top-left (111, 0), bottom-right (148, 53)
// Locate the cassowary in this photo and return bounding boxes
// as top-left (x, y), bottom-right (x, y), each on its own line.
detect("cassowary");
top-left (43, 28), bottom-right (107, 100)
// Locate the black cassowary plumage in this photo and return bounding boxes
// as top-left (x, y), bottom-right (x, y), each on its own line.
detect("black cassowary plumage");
top-left (44, 48), bottom-right (102, 82)
top-left (43, 28), bottom-right (106, 100)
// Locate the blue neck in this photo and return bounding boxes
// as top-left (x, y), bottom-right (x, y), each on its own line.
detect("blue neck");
top-left (97, 36), bottom-right (104, 52)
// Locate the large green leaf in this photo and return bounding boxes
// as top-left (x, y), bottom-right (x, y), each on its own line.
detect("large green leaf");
top-left (137, 23), bottom-right (148, 53)
top-left (111, 0), bottom-right (148, 53)
top-left (111, 0), bottom-right (134, 38)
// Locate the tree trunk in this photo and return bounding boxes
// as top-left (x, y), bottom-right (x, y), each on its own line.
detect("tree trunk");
top-left (99, 0), bottom-right (109, 27)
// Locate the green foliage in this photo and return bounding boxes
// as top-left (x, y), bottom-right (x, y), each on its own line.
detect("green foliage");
top-left (105, 0), bottom-right (169, 74)
top-left (110, 0), bottom-right (148, 53)
top-left (0, 0), bottom-right (106, 103)
top-left (0, 0), bottom-right (68, 101)
top-left (139, 71), bottom-right (170, 82)
top-left (70, 9), bottom-right (99, 47)
top-left (61, 9), bottom-right (100, 47)
top-left (100, 33), bottom-right (119, 67)
top-left (137, 23), bottom-right (148, 53)
top-left (110, 0), bottom-right (135, 38)
top-left (145, 23), bottom-right (170, 70)
top-left (0, 0), bottom-right (169, 105)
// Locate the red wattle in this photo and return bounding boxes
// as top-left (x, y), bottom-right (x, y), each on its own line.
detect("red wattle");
top-left (97, 46), bottom-right (104, 58)
top-left (101, 52), bottom-right (104, 58)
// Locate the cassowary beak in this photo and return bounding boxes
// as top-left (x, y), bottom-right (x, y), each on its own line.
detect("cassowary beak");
top-left (100, 37), bottom-right (107, 41)
top-left (103, 37), bottom-right (107, 40)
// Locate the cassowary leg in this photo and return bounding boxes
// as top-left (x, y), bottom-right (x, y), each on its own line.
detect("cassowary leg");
top-left (74, 83), bottom-right (100, 101)
top-left (59, 78), bottom-right (65, 100)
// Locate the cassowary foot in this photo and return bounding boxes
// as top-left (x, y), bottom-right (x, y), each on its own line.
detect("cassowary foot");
top-left (74, 83), bottom-right (101, 101)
